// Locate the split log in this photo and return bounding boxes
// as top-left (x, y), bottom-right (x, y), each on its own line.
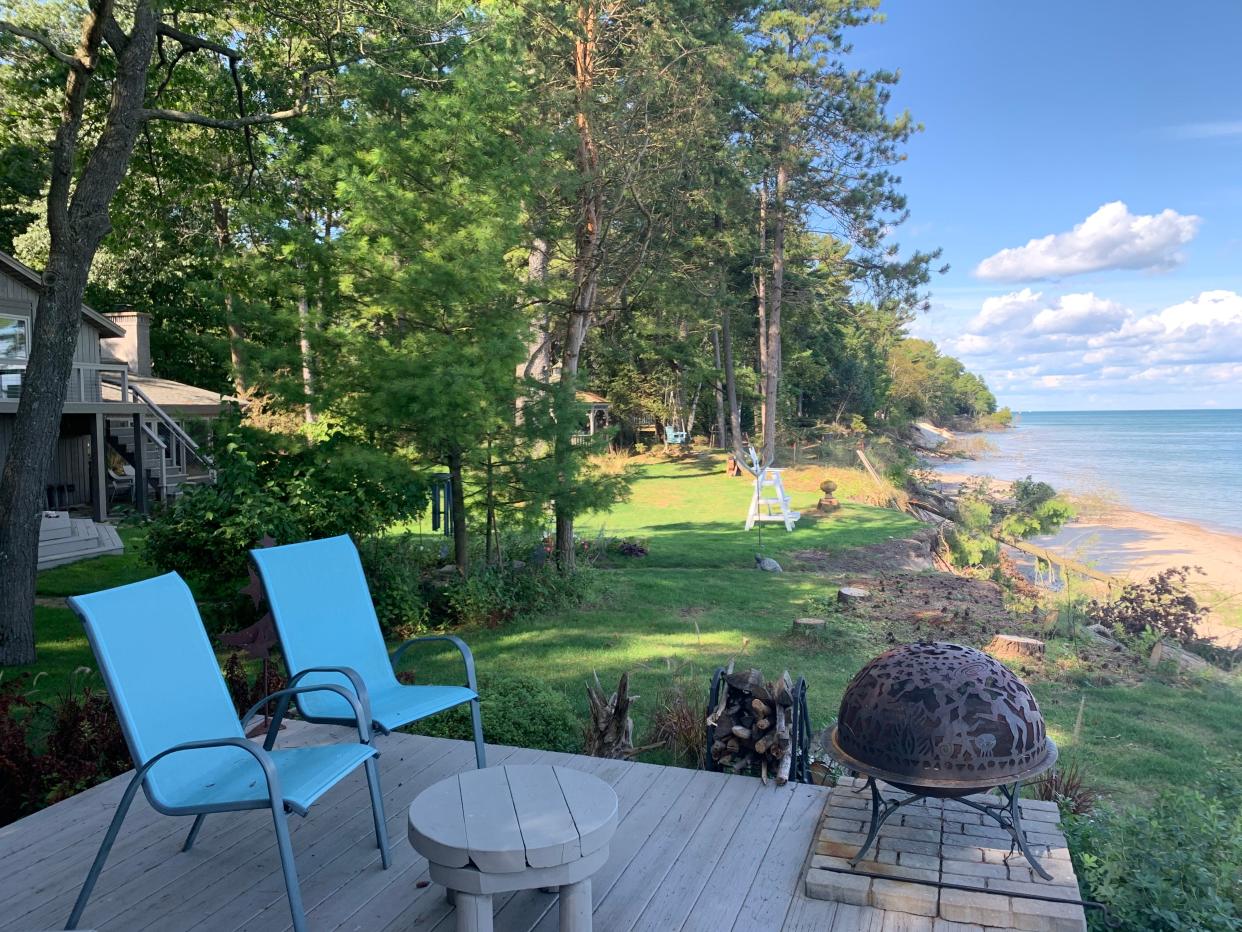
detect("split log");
top-left (985, 634), bottom-right (1045, 662)
top-left (585, 671), bottom-right (636, 758)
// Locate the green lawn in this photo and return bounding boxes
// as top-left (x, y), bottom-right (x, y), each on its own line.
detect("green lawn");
top-left (16, 457), bottom-right (1242, 803)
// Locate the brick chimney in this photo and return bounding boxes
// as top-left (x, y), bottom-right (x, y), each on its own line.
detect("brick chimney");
top-left (103, 309), bottom-right (152, 377)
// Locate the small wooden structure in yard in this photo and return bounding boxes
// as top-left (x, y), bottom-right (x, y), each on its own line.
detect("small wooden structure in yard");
top-left (573, 391), bottom-right (611, 442)
top-left (743, 445), bottom-right (801, 533)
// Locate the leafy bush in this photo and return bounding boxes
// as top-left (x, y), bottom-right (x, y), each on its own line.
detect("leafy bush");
top-left (1065, 769), bottom-right (1242, 930)
top-left (146, 414), bottom-right (426, 630)
top-left (438, 563), bottom-right (594, 627)
top-left (406, 672), bottom-right (581, 753)
top-left (356, 533), bottom-right (435, 640)
top-left (1087, 567), bottom-right (1208, 646)
top-left (0, 671), bottom-right (129, 826)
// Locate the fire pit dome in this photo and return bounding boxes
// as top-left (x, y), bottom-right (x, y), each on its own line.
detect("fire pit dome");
top-left (829, 641), bottom-right (1056, 794)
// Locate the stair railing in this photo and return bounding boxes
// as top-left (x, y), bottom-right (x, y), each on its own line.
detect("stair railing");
top-left (100, 375), bottom-right (212, 473)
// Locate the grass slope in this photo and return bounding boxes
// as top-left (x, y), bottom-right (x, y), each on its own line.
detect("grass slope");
top-left (15, 456), bottom-right (1241, 801)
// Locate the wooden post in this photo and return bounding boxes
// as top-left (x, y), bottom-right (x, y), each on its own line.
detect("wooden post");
top-left (132, 413), bottom-right (147, 515)
top-left (89, 412), bottom-right (107, 522)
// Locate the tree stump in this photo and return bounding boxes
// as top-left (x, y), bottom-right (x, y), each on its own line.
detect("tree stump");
top-left (792, 617), bottom-right (827, 636)
top-left (585, 672), bottom-right (636, 758)
top-left (985, 634), bottom-right (1045, 662)
top-left (837, 586), bottom-right (869, 605)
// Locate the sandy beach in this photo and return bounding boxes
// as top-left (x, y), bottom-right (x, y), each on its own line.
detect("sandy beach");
top-left (934, 471), bottom-right (1242, 647)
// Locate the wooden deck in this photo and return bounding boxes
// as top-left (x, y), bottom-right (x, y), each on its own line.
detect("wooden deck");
top-left (0, 723), bottom-right (911, 932)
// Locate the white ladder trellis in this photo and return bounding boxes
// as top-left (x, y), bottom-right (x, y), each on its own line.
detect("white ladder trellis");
top-left (743, 445), bottom-right (801, 532)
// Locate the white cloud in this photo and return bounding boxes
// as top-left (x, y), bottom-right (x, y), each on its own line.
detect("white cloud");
top-left (974, 202), bottom-right (1200, 281)
top-left (1029, 293), bottom-right (1129, 335)
top-left (1171, 120), bottom-right (1242, 140)
top-left (950, 287), bottom-right (1242, 406)
top-left (966, 288), bottom-right (1044, 334)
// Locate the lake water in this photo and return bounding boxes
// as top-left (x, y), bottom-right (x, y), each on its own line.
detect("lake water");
top-left (933, 410), bottom-right (1242, 534)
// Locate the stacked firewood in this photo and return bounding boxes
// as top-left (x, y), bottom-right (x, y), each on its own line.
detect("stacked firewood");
top-left (707, 665), bottom-right (796, 784)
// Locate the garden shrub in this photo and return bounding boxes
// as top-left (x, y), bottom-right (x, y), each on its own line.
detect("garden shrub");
top-left (146, 413), bottom-right (426, 630)
top-left (356, 533), bottom-right (435, 640)
top-left (1065, 768), bottom-right (1242, 930)
top-left (0, 672), bottom-right (128, 826)
top-left (1087, 566), bottom-right (1208, 647)
top-left (406, 672), bottom-right (581, 753)
top-left (439, 563), bottom-right (594, 627)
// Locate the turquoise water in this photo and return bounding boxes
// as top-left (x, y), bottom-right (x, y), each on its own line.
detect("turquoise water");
top-left (934, 410), bottom-right (1242, 534)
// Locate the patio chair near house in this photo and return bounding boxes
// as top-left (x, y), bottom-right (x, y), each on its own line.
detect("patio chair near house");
top-left (250, 534), bottom-right (486, 769)
top-left (65, 573), bottom-right (389, 932)
top-left (664, 424), bottom-right (688, 445)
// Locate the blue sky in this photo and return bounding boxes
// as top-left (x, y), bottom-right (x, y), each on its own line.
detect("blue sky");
top-left (853, 0), bottom-right (1242, 411)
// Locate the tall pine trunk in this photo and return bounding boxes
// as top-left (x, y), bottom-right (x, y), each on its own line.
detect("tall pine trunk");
top-left (762, 162), bottom-right (787, 465)
top-left (447, 447), bottom-right (469, 573)
top-left (554, 0), bottom-right (603, 571)
top-left (213, 199), bottom-right (248, 395)
top-left (711, 327), bottom-right (727, 448)
top-left (755, 179), bottom-right (768, 448)
top-left (0, 0), bottom-right (157, 664)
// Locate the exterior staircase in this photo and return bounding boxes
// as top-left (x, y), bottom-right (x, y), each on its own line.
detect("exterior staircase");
top-left (38, 511), bottom-right (124, 570)
top-left (103, 381), bottom-right (213, 504)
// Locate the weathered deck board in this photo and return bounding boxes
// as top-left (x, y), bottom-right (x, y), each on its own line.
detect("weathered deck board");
top-left (0, 725), bottom-right (860, 931)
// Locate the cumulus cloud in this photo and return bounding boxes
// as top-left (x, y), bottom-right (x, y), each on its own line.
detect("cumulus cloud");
top-left (974, 202), bottom-right (1200, 281)
top-left (950, 286), bottom-right (1242, 404)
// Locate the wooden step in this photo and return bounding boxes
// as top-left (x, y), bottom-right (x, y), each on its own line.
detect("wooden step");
top-left (37, 519), bottom-right (124, 570)
top-left (38, 511), bottom-right (73, 542)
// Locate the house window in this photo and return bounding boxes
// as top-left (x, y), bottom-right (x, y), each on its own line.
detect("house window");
top-left (0, 314), bottom-right (28, 358)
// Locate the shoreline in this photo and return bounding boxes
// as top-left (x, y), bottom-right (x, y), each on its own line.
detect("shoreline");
top-left (933, 468), bottom-right (1242, 646)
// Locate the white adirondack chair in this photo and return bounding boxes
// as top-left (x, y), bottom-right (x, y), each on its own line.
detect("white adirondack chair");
top-left (743, 445), bottom-right (800, 532)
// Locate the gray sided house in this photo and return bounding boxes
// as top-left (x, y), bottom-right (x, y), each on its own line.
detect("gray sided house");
top-left (0, 250), bottom-right (223, 539)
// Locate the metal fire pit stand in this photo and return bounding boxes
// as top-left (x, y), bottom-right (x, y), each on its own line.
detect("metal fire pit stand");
top-left (851, 776), bottom-right (1053, 881)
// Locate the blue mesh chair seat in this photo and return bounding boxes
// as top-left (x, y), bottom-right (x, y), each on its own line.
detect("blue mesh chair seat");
top-left (65, 573), bottom-right (390, 932)
top-left (250, 535), bottom-right (486, 768)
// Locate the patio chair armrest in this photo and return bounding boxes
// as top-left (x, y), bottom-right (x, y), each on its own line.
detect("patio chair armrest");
top-left (138, 737), bottom-right (283, 804)
top-left (284, 666), bottom-right (371, 718)
top-left (391, 635), bottom-right (478, 692)
top-left (243, 684), bottom-right (374, 747)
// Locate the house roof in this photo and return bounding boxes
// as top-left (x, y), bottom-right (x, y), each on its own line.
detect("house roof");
top-left (100, 373), bottom-right (239, 416)
top-left (576, 390), bottom-right (610, 406)
top-left (0, 249), bottom-right (126, 338)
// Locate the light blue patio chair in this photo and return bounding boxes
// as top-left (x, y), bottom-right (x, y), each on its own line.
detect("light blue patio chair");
top-left (250, 535), bottom-right (486, 769)
top-left (664, 424), bottom-right (688, 445)
top-left (65, 572), bottom-right (389, 932)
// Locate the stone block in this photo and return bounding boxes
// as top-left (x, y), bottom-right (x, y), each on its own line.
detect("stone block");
top-left (933, 921), bottom-right (985, 932)
top-left (1009, 892), bottom-right (1088, 932)
top-left (941, 858), bottom-right (1009, 881)
top-left (882, 836), bottom-right (941, 858)
top-left (986, 878), bottom-right (1080, 900)
top-left (939, 888), bottom-right (1012, 927)
top-left (902, 813), bottom-right (942, 831)
top-left (806, 867), bottom-right (871, 906)
top-left (939, 843), bottom-right (986, 863)
top-left (871, 878), bottom-right (939, 917)
top-left (859, 860), bottom-right (940, 883)
top-left (897, 850), bottom-right (942, 872)
top-left (817, 833), bottom-right (867, 859)
top-left (824, 815), bottom-right (867, 833)
top-left (961, 822), bottom-right (1016, 842)
top-left (878, 822), bottom-right (941, 844)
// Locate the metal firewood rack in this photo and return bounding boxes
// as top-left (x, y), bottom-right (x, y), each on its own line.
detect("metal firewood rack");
top-left (705, 667), bottom-right (812, 784)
